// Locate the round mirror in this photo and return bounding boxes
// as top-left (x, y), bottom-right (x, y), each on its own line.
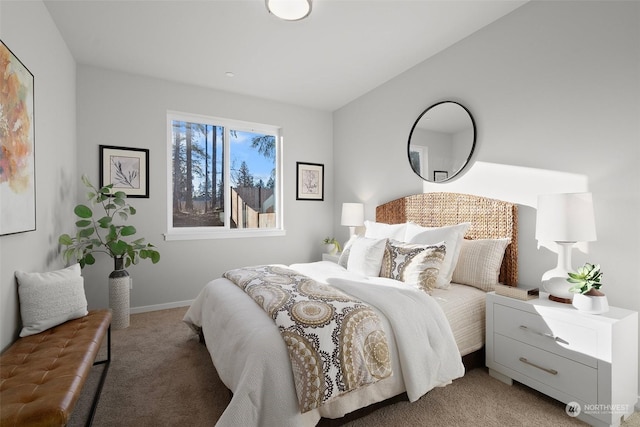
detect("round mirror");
top-left (407, 101), bottom-right (476, 182)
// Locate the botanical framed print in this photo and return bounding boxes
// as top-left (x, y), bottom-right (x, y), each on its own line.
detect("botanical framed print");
top-left (296, 162), bottom-right (324, 201)
top-left (99, 145), bottom-right (149, 198)
top-left (434, 170), bottom-right (448, 182)
top-left (1, 40), bottom-right (36, 236)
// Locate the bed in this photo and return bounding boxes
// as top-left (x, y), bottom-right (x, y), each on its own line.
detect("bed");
top-left (184, 192), bottom-right (518, 427)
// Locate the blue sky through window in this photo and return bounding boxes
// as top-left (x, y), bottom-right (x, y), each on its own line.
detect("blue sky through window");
top-left (173, 122), bottom-right (275, 194)
top-left (230, 130), bottom-right (275, 186)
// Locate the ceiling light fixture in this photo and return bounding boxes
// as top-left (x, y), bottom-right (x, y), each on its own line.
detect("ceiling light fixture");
top-left (266, 0), bottom-right (312, 21)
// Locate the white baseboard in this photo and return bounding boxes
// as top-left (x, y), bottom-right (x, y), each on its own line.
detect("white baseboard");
top-left (129, 300), bottom-right (194, 314)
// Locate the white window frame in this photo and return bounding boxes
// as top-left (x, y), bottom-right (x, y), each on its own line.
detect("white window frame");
top-left (164, 111), bottom-right (285, 241)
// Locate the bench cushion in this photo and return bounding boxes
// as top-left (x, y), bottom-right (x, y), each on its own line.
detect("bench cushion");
top-left (0, 309), bottom-right (111, 427)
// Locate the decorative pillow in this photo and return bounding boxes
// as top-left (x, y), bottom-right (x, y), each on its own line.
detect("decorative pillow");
top-left (405, 222), bottom-right (471, 289)
top-left (452, 238), bottom-right (511, 291)
top-left (15, 263), bottom-right (88, 337)
top-left (345, 236), bottom-right (387, 277)
top-left (338, 235), bottom-right (357, 268)
top-left (380, 240), bottom-right (446, 293)
top-left (364, 220), bottom-right (407, 241)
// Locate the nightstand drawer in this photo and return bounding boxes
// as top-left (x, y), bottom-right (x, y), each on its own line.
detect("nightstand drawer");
top-left (493, 303), bottom-right (597, 367)
top-left (494, 334), bottom-right (597, 403)
top-left (322, 253), bottom-right (340, 263)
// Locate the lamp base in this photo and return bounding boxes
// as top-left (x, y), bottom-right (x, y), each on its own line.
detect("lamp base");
top-left (541, 241), bottom-right (575, 303)
top-left (548, 294), bottom-right (572, 304)
top-left (542, 275), bottom-right (574, 302)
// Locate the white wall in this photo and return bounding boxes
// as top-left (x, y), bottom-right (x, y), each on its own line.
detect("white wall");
top-left (334, 0), bottom-right (640, 391)
top-left (76, 66), bottom-right (334, 311)
top-left (0, 0), bottom-right (77, 350)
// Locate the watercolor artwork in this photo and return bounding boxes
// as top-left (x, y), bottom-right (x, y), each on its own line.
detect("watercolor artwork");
top-left (1, 40), bottom-right (36, 236)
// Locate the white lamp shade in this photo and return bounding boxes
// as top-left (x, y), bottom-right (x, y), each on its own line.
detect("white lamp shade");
top-left (535, 192), bottom-right (597, 243)
top-left (341, 203), bottom-right (364, 227)
top-left (266, 0), bottom-right (312, 21)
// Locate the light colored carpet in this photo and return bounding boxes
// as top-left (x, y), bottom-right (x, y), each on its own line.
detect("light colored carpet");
top-left (70, 307), bottom-right (640, 427)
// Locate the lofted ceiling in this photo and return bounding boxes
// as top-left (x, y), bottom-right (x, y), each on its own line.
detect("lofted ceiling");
top-left (44, 0), bottom-right (527, 111)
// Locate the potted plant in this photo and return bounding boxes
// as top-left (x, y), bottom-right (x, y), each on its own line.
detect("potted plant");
top-left (567, 263), bottom-right (608, 314)
top-left (322, 237), bottom-right (342, 255)
top-left (58, 175), bottom-right (160, 328)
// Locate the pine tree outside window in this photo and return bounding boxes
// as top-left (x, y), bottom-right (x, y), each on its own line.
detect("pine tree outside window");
top-left (165, 111), bottom-right (283, 240)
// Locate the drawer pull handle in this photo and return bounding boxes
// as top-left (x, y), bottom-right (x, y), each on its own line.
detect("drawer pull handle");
top-left (519, 325), bottom-right (569, 345)
top-left (519, 357), bottom-right (558, 375)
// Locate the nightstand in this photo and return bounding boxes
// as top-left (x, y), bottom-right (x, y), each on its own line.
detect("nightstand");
top-left (486, 291), bottom-right (637, 427)
top-left (322, 253), bottom-right (340, 263)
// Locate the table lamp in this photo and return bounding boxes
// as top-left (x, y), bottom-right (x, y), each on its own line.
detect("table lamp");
top-left (341, 203), bottom-right (364, 238)
top-left (535, 192), bottom-right (597, 303)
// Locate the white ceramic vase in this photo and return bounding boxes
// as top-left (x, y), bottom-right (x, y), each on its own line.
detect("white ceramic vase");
top-left (572, 293), bottom-right (609, 314)
top-left (323, 243), bottom-right (338, 255)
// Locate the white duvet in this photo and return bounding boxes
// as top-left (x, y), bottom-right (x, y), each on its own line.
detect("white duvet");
top-left (183, 261), bottom-right (464, 427)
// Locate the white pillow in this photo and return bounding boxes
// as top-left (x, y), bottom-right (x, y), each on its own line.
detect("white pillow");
top-left (452, 238), bottom-right (510, 291)
top-left (346, 236), bottom-right (387, 277)
top-left (338, 234), bottom-right (357, 268)
top-left (405, 222), bottom-right (471, 289)
top-left (364, 220), bottom-right (407, 241)
top-left (16, 264), bottom-right (88, 337)
top-left (379, 240), bottom-right (446, 293)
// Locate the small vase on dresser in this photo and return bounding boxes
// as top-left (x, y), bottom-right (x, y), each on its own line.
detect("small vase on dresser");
top-left (109, 257), bottom-right (131, 329)
top-left (572, 291), bottom-right (609, 314)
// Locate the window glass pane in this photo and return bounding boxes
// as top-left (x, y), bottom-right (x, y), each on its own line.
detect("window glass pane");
top-left (171, 120), bottom-right (224, 227)
top-left (229, 130), bottom-right (277, 229)
top-left (168, 112), bottom-right (281, 237)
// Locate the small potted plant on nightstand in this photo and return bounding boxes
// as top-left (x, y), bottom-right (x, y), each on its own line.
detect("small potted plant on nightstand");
top-left (567, 262), bottom-right (608, 314)
top-left (322, 237), bottom-right (341, 255)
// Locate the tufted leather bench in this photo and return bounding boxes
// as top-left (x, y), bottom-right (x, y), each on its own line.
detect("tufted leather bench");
top-left (0, 309), bottom-right (111, 427)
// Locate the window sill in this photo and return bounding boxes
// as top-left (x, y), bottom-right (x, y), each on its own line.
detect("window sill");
top-left (164, 228), bottom-right (286, 241)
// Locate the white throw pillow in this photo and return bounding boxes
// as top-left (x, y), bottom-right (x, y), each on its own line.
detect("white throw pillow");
top-left (405, 222), bottom-right (471, 289)
top-left (452, 238), bottom-right (510, 291)
top-left (379, 240), bottom-right (446, 293)
top-left (338, 235), bottom-right (357, 268)
top-left (16, 263), bottom-right (88, 337)
top-left (364, 220), bottom-right (407, 241)
top-left (346, 236), bottom-right (387, 277)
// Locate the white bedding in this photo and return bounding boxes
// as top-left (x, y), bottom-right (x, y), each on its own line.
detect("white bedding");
top-left (184, 261), bottom-right (465, 427)
top-left (431, 283), bottom-right (487, 356)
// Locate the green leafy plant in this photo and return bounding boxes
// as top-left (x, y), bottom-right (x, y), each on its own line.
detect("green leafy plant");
top-left (59, 175), bottom-right (160, 269)
top-left (567, 263), bottom-right (603, 295)
top-left (322, 237), bottom-right (342, 253)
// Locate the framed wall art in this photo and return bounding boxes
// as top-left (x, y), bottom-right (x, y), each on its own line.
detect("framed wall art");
top-left (99, 145), bottom-right (149, 198)
top-left (434, 170), bottom-right (448, 182)
top-left (409, 145), bottom-right (425, 176)
top-left (1, 40), bottom-right (36, 236)
top-left (296, 162), bottom-right (324, 201)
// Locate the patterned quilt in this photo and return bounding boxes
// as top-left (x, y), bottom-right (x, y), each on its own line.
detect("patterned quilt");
top-left (223, 265), bottom-right (392, 412)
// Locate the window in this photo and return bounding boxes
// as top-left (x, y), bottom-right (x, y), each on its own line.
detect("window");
top-left (166, 111), bottom-right (283, 240)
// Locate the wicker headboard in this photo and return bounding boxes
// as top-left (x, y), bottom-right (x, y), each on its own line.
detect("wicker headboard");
top-left (376, 192), bottom-right (518, 286)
